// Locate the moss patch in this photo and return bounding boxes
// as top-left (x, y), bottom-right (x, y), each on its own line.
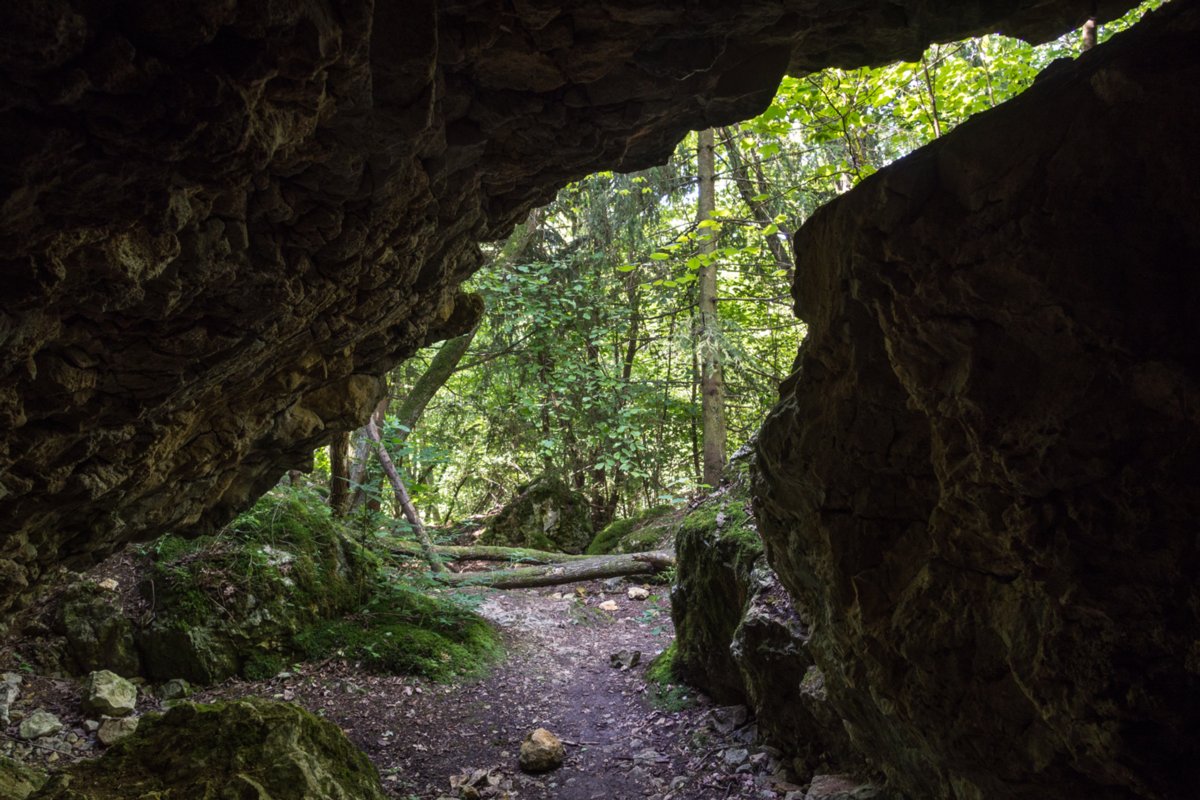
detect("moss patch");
top-left (586, 504), bottom-right (678, 555)
top-left (0, 756), bottom-right (44, 800)
top-left (294, 583), bottom-right (502, 682)
top-left (136, 488), bottom-right (377, 683)
top-left (29, 699), bottom-right (386, 800)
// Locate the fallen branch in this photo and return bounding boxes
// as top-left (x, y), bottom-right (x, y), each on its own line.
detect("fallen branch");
top-left (432, 551), bottom-right (675, 589)
top-left (382, 540), bottom-right (593, 565)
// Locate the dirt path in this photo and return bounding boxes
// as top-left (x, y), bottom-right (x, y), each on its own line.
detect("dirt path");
top-left (205, 579), bottom-right (794, 799)
top-left (2, 578), bottom-right (799, 799)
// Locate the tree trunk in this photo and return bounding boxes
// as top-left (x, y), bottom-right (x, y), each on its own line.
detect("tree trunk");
top-left (348, 397), bottom-right (389, 513)
top-left (393, 325), bottom-right (479, 436)
top-left (1082, 17), bottom-right (1098, 51)
top-left (719, 126), bottom-right (794, 282)
top-left (329, 432), bottom-right (351, 516)
top-left (366, 418), bottom-right (445, 573)
top-left (696, 128), bottom-right (727, 487)
top-left (433, 550), bottom-right (675, 589)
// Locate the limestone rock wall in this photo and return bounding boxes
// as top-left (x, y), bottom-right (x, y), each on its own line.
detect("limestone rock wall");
top-left (755, 4), bottom-right (1200, 797)
top-left (0, 0), bottom-right (1125, 614)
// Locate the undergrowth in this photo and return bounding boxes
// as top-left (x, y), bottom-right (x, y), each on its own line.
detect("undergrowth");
top-left (645, 641), bottom-right (696, 711)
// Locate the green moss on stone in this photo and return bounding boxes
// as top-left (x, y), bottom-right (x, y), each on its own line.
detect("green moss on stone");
top-left (646, 641), bottom-right (679, 686)
top-left (479, 475), bottom-right (592, 553)
top-left (670, 477), bottom-right (764, 704)
top-left (137, 488), bottom-right (377, 684)
top-left (587, 504), bottom-right (678, 555)
top-left (28, 699), bottom-right (386, 800)
top-left (294, 583), bottom-right (501, 682)
top-left (0, 756), bottom-right (45, 800)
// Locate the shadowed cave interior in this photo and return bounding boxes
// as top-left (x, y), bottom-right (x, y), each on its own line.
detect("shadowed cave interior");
top-left (1, 0), bottom-right (1198, 797)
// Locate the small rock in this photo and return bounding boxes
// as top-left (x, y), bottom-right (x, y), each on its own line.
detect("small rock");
top-left (83, 670), bottom-right (138, 717)
top-left (159, 678), bottom-right (193, 700)
top-left (601, 578), bottom-right (623, 592)
top-left (626, 586), bottom-right (650, 600)
top-left (723, 747), bottom-right (749, 767)
top-left (805, 773), bottom-right (879, 799)
top-left (609, 650), bottom-right (641, 670)
top-left (18, 710), bottom-right (63, 740)
top-left (0, 672), bottom-right (21, 725)
top-left (97, 578), bottom-right (119, 591)
top-left (710, 704), bottom-right (750, 733)
top-left (519, 728), bottom-right (565, 773)
top-left (83, 719), bottom-right (100, 732)
top-left (98, 715), bottom-right (139, 746)
top-left (598, 600), bottom-right (619, 612)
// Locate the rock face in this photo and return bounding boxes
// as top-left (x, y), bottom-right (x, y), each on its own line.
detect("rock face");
top-left (671, 478), bottom-right (763, 704)
top-left (28, 699), bottom-right (387, 800)
top-left (0, 0), bottom-right (1124, 615)
top-left (754, 5), bottom-right (1200, 798)
top-left (480, 475), bottom-right (593, 554)
top-left (671, 471), bottom-right (859, 780)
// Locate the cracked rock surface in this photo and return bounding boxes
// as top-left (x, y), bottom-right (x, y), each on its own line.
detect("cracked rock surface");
top-left (0, 0), bottom-right (1122, 614)
top-left (755, 4), bottom-right (1200, 798)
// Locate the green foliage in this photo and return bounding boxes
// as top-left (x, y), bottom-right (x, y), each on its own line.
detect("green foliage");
top-left (645, 642), bottom-right (695, 711)
top-left (307, 3), bottom-right (1162, 533)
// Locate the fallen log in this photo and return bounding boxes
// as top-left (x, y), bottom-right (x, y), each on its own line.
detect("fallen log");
top-left (384, 540), bottom-right (592, 565)
top-left (432, 551), bottom-right (676, 589)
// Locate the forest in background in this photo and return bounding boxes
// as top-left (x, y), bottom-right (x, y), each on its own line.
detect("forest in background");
top-left (314, 2), bottom-right (1159, 532)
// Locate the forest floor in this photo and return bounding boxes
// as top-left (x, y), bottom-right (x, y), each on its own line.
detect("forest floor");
top-left (201, 578), bottom-right (802, 800)
top-left (2, 575), bottom-right (804, 800)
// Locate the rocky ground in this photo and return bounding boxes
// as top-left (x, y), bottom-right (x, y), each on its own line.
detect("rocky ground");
top-left (2, 576), bottom-right (811, 800)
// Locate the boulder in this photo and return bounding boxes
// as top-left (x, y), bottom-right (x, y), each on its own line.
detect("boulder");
top-left (519, 728), bottom-right (565, 773)
top-left (731, 566), bottom-right (856, 775)
top-left (28, 700), bottom-right (386, 800)
top-left (53, 583), bottom-right (140, 677)
top-left (480, 476), bottom-right (593, 554)
top-left (17, 711), bottom-right (62, 740)
top-left (96, 716), bottom-right (138, 747)
top-left (754, 5), bottom-right (1200, 797)
top-left (82, 670), bottom-right (137, 718)
top-left (670, 476), bottom-right (763, 704)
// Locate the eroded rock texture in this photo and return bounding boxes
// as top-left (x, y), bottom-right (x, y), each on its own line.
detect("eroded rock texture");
top-left (0, 0), bottom-right (1126, 613)
top-left (755, 4), bottom-right (1200, 798)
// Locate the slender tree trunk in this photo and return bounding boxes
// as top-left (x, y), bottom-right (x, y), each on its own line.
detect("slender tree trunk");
top-left (393, 325), bottom-right (479, 436)
top-left (348, 397), bottom-right (389, 513)
top-left (329, 432), bottom-right (351, 516)
top-left (719, 127), bottom-right (794, 282)
top-left (384, 541), bottom-right (592, 564)
top-left (366, 418), bottom-right (445, 573)
top-left (1082, 16), bottom-right (1098, 51)
top-left (696, 128), bottom-right (727, 487)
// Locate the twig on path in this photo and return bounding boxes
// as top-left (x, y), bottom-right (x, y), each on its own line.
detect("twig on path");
top-left (560, 738), bottom-right (603, 747)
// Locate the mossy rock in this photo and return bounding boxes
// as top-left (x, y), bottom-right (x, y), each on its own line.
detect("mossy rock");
top-left (669, 476), bottom-right (763, 704)
top-left (479, 476), bottom-right (592, 554)
top-left (52, 583), bottom-right (140, 677)
top-left (586, 504), bottom-right (679, 556)
top-left (29, 699), bottom-right (386, 800)
top-left (136, 488), bottom-right (377, 683)
top-left (0, 756), bottom-right (44, 800)
top-left (294, 583), bottom-right (502, 682)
